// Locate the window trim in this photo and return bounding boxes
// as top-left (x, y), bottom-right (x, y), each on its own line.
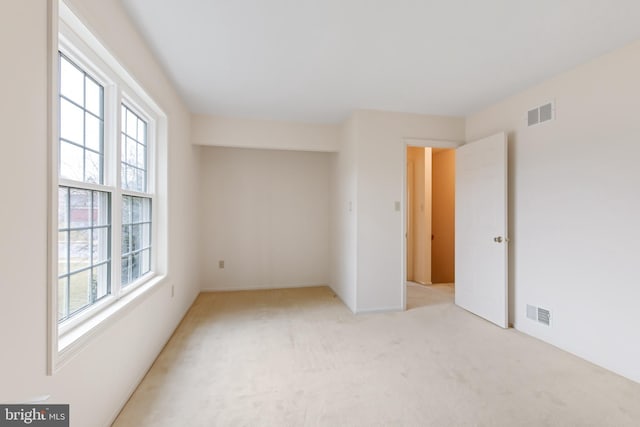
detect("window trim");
top-left (48, 0), bottom-right (168, 374)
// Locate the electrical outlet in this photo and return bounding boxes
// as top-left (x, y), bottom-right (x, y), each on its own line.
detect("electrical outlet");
top-left (171, 285), bottom-right (174, 298)
top-left (219, 260), bottom-right (224, 269)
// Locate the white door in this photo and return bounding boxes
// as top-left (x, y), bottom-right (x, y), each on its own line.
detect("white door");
top-left (455, 132), bottom-right (508, 328)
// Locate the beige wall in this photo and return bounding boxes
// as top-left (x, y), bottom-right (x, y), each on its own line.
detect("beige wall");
top-left (354, 110), bottom-right (465, 311)
top-left (192, 114), bottom-right (340, 152)
top-left (406, 146), bottom-right (432, 284)
top-left (199, 147), bottom-right (330, 291)
top-left (329, 116), bottom-right (359, 311)
top-left (431, 149), bottom-right (455, 283)
top-left (0, 1), bottom-right (200, 425)
top-left (466, 39), bottom-right (640, 383)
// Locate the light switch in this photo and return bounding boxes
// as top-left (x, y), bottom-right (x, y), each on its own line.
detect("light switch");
top-left (394, 201), bottom-right (401, 211)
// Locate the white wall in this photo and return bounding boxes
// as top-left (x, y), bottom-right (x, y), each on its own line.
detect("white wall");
top-left (329, 116), bottom-right (359, 311)
top-left (192, 114), bottom-right (340, 152)
top-left (199, 147), bottom-right (330, 291)
top-left (354, 110), bottom-right (465, 312)
top-left (0, 1), bottom-right (200, 426)
top-left (466, 40), bottom-right (640, 383)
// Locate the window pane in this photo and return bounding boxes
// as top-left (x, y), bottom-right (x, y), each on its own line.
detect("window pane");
top-left (122, 196), bottom-right (131, 224)
top-left (85, 77), bottom-right (102, 117)
top-left (85, 150), bottom-right (101, 184)
top-left (136, 143), bottom-right (146, 169)
top-left (142, 223), bottom-right (151, 249)
top-left (58, 277), bottom-right (69, 320)
top-left (69, 229), bottom-right (90, 271)
top-left (137, 169), bottom-right (146, 192)
top-left (137, 118), bottom-right (146, 142)
top-left (126, 108), bottom-right (137, 136)
top-left (93, 191), bottom-right (110, 226)
top-left (132, 197), bottom-right (142, 223)
top-left (126, 167), bottom-right (137, 191)
top-left (58, 187), bottom-right (69, 229)
top-left (60, 56), bottom-right (84, 106)
top-left (68, 269), bottom-right (90, 314)
top-left (121, 105), bottom-right (148, 193)
top-left (59, 54), bottom-right (104, 187)
top-left (85, 112), bottom-right (101, 152)
top-left (57, 186), bottom-right (111, 322)
top-left (126, 137), bottom-right (137, 166)
top-left (92, 227), bottom-right (109, 263)
top-left (60, 141), bottom-right (84, 182)
top-left (92, 264), bottom-right (110, 300)
top-left (122, 225), bottom-right (131, 254)
top-left (142, 198), bottom-right (151, 222)
top-left (121, 164), bottom-right (128, 191)
top-left (131, 224), bottom-right (141, 251)
top-left (131, 252), bottom-right (141, 281)
top-left (60, 98), bottom-right (84, 145)
top-left (141, 249), bottom-right (150, 275)
top-left (58, 231), bottom-right (69, 275)
top-left (121, 256), bottom-right (130, 286)
top-left (69, 188), bottom-right (91, 228)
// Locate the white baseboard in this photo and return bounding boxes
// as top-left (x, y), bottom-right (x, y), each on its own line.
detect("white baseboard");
top-left (354, 305), bottom-right (404, 314)
top-left (200, 283), bottom-right (327, 292)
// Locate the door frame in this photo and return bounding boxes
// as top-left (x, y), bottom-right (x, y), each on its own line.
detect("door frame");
top-left (401, 138), bottom-right (462, 310)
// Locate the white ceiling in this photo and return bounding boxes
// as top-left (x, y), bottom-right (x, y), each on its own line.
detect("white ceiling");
top-left (121, 0), bottom-right (640, 123)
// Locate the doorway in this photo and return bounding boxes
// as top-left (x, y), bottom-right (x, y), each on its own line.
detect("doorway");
top-left (403, 139), bottom-right (459, 309)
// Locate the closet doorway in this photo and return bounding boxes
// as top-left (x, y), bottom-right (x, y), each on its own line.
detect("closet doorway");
top-left (406, 146), bottom-right (456, 286)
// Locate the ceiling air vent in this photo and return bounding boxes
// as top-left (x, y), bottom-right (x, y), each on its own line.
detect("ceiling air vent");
top-left (527, 101), bottom-right (555, 127)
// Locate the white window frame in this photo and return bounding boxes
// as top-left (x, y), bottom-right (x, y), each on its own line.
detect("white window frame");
top-left (48, 0), bottom-right (168, 374)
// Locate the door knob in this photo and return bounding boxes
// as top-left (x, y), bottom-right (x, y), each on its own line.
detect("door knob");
top-left (494, 236), bottom-right (503, 243)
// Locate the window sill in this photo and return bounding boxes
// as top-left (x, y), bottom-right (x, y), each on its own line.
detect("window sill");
top-left (54, 274), bottom-right (167, 372)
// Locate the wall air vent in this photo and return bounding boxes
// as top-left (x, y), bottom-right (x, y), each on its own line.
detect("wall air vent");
top-left (537, 307), bottom-right (551, 326)
top-left (527, 101), bottom-right (555, 127)
top-left (526, 304), bottom-right (551, 326)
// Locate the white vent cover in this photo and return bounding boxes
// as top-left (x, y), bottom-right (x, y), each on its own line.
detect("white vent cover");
top-left (527, 101), bottom-right (555, 126)
top-left (526, 304), bottom-right (551, 326)
top-left (537, 308), bottom-right (551, 326)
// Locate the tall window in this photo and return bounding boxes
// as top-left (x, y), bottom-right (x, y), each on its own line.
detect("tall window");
top-left (57, 49), bottom-right (156, 327)
top-left (120, 105), bottom-right (152, 286)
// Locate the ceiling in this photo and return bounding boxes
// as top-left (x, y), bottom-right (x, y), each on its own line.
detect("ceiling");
top-left (121, 0), bottom-right (640, 123)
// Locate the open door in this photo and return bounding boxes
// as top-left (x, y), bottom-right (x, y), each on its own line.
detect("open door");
top-left (455, 132), bottom-right (508, 328)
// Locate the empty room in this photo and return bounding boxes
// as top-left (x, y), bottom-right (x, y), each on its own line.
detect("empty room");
top-left (2, 1), bottom-right (640, 426)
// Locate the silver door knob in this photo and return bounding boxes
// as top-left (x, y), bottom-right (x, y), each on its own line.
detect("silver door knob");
top-left (494, 236), bottom-right (503, 243)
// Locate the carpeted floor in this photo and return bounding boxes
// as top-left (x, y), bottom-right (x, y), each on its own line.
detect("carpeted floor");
top-left (112, 284), bottom-right (640, 426)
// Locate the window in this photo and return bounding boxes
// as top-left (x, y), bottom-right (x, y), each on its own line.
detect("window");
top-left (57, 187), bottom-right (111, 321)
top-left (52, 5), bottom-right (165, 365)
top-left (57, 50), bottom-right (156, 325)
top-left (121, 105), bottom-right (148, 192)
top-left (120, 106), bottom-right (153, 286)
top-left (59, 54), bottom-right (104, 184)
top-left (121, 195), bottom-right (152, 286)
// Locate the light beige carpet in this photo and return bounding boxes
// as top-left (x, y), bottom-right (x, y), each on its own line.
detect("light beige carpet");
top-left (113, 284), bottom-right (640, 426)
